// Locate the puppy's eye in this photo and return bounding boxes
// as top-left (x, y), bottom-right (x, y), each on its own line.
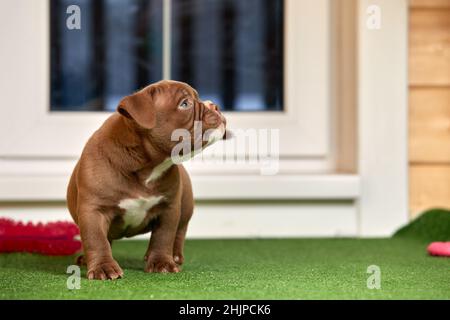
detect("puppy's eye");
top-left (179, 99), bottom-right (193, 110)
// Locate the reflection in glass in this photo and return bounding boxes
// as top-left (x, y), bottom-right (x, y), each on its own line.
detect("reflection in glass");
top-left (50, 0), bottom-right (163, 111)
top-left (50, 0), bottom-right (283, 112)
top-left (171, 0), bottom-right (284, 111)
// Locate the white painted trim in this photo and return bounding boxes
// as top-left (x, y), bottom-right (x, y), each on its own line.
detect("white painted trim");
top-left (192, 175), bottom-right (360, 200)
top-left (357, 0), bottom-right (409, 236)
top-left (0, 166), bottom-right (360, 201)
top-left (0, 155), bottom-right (356, 200)
top-left (0, 202), bottom-right (358, 238)
top-left (0, 157), bottom-right (332, 176)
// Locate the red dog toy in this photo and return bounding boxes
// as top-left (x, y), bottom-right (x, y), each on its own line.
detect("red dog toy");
top-left (0, 218), bottom-right (81, 256)
top-left (427, 242), bottom-right (450, 257)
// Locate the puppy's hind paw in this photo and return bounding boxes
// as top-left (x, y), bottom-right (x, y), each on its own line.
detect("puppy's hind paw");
top-left (145, 256), bottom-right (180, 273)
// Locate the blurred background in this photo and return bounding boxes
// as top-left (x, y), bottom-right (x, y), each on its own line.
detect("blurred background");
top-left (0, 0), bottom-right (448, 238)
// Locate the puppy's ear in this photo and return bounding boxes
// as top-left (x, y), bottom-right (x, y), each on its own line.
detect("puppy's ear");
top-left (117, 90), bottom-right (155, 129)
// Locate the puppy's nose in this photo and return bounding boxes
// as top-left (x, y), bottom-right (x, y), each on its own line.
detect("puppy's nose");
top-left (203, 100), bottom-right (220, 112)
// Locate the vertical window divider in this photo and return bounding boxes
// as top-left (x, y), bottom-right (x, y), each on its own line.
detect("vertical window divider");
top-left (163, 0), bottom-right (172, 80)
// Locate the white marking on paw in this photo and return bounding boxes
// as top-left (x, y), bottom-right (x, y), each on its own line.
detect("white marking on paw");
top-left (118, 195), bottom-right (164, 228)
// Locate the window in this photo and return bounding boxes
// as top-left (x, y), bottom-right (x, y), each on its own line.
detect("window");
top-left (1, 0), bottom-right (330, 161)
top-left (50, 0), bottom-right (284, 112)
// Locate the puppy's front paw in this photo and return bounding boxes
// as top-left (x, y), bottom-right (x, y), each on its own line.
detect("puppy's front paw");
top-left (145, 255), bottom-right (180, 273)
top-left (87, 259), bottom-right (124, 280)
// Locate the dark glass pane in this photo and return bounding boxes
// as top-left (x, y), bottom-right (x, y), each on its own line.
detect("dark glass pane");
top-left (171, 0), bottom-right (284, 111)
top-left (50, 0), bottom-right (163, 111)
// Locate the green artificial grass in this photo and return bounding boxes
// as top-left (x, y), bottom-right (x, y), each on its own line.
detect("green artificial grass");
top-left (0, 210), bottom-right (449, 300)
top-left (1, 238), bottom-right (449, 300)
top-left (393, 208), bottom-right (450, 242)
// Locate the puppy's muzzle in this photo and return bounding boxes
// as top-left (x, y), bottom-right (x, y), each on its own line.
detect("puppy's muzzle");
top-left (203, 101), bottom-right (229, 139)
top-left (203, 101), bottom-right (224, 123)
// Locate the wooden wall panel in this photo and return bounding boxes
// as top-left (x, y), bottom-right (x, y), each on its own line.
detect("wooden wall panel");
top-left (410, 165), bottom-right (450, 217)
top-left (409, 9), bottom-right (450, 86)
top-left (409, 88), bottom-right (450, 163)
top-left (410, 0), bottom-right (450, 9)
top-left (409, 2), bottom-right (450, 218)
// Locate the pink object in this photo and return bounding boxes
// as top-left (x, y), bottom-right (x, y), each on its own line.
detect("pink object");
top-left (427, 242), bottom-right (450, 257)
top-left (0, 218), bottom-right (81, 256)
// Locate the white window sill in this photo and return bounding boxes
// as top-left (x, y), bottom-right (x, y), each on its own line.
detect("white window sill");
top-left (192, 174), bottom-right (360, 200)
top-left (0, 158), bottom-right (360, 201)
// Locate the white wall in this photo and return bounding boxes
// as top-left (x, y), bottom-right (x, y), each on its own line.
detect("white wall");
top-left (0, 201), bottom-right (358, 239)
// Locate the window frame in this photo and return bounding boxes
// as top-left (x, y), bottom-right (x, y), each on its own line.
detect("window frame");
top-left (0, 0), bottom-right (332, 168)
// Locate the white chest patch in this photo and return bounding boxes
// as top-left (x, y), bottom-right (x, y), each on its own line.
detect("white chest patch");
top-left (206, 123), bottom-right (226, 146)
top-left (145, 158), bottom-right (174, 185)
top-left (144, 124), bottom-right (225, 185)
top-left (118, 195), bottom-right (164, 228)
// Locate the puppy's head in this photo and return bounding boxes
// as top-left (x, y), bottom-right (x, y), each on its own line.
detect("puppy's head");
top-left (117, 80), bottom-right (228, 156)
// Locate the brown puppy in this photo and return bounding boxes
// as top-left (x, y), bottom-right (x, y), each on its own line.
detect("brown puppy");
top-left (67, 80), bottom-right (226, 280)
